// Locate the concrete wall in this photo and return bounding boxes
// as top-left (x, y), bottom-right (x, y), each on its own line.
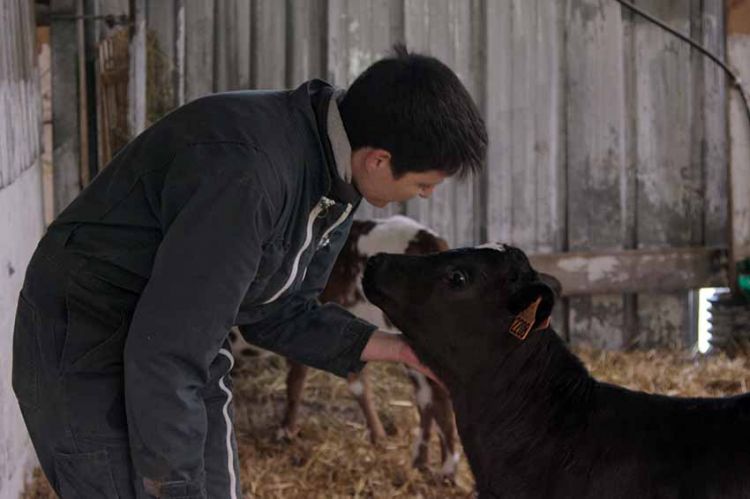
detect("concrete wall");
top-left (0, 1), bottom-right (44, 498)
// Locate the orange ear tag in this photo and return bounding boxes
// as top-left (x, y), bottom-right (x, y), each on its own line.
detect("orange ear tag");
top-left (508, 297), bottom-right (542, 340)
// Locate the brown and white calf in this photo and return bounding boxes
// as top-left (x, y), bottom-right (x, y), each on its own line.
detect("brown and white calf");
top-left (230, 215), bottom-right (459, 477)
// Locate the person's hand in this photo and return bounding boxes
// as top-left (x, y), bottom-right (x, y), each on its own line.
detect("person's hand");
top-left (360, 330), bottom-right (447, 391)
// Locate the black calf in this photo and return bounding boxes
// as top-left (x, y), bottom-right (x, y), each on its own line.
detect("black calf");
top-left (363, 244), bottom-right (750, 499)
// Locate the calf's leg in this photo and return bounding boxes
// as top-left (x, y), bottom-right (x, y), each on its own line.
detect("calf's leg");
top-left (408, 369), bottom-right (434, 470)
top-left (279, 359), bottom-right (308, 440)
top-left (347, 368), bottom-right (387, 444)
top-left (431, 381), bottom-right (459, 481)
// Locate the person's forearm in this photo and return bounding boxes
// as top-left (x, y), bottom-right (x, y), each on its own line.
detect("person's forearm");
top-left (239, 301), bottom-right (375, 377)
top-left (360, 331), bottom-right (446, 390)
top-left (359, 330), bottom-right (408, 362)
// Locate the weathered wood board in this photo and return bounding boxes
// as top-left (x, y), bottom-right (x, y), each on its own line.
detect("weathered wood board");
top-left (74, 0), bottom-right (735, 349)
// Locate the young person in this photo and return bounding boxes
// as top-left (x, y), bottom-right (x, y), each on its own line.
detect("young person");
top-left (12, 45), bottom-right (487, 498)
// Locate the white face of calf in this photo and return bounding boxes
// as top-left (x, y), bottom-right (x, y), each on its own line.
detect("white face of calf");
top-left (322, 216), bottom-right (449, 333)
top-left (357, 215), bottom-right (440, 257)
top-left (362, 245), bottom-right (557, 387)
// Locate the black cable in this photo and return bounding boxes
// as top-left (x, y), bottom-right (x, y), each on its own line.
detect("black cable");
top-left (614, 0), bottom-right (750, 138)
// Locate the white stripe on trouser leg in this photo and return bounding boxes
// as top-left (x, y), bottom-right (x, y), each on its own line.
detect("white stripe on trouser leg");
top-left (218, 348), bottom-right (238, 499)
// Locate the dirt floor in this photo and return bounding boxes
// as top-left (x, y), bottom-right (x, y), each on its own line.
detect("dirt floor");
top-left (22, 348), bottom-right (750, 498)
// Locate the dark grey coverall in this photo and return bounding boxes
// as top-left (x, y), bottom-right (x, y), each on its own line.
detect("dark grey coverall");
top-left (11, 80), bottom-right (377, 498)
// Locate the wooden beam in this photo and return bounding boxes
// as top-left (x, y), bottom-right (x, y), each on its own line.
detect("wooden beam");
top-left (174, 0), bottom-right (185, 106)
top-left (251, 0), bottom-right (286, 89)
top-left (76, 0), bottom-right (89, 185)
top-left (563, 0), bottom-right (628, 348)
top-left (51, 0), bottom-right (81, 215)
top-left (83, 0), bottom-right (101, 177)
top-left (128, 0), bottom-right (146, 135)
top-left (184, 0), bottom-right (214, 101)
top-left (529, 247), bottom-right (728, 297)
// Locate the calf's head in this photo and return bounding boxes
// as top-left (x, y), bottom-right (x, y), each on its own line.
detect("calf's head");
top-left (362, 244), bottom-right (558, 386)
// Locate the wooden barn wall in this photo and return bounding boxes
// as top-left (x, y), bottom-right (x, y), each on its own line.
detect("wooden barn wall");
top-left (136, 0), bottom-right (728, 348)
top-left (0, 0), bottom-right (41, 190)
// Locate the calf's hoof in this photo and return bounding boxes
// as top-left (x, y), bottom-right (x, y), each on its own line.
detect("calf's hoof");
top-left (411, 443), bottom-right (429, 471)
top-left (437, 452), bottom-right (461, 483)
top-left (368, 424), bottom-right (388, 445)
top-left (380, 411), bottom-right (399, 437)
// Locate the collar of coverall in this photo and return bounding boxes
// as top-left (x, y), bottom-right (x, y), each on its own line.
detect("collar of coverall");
top-left (327, 89), bottom-right (353, 185)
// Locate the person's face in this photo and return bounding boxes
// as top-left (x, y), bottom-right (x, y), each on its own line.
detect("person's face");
top-left (352, 148), bottom-right (448, 208)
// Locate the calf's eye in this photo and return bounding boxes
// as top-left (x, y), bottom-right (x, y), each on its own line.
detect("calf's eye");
top-left (446, 270), bottom-right (468, 289)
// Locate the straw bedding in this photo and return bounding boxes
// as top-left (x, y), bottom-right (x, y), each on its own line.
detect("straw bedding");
top-left (22, 348), bottom-right (750, 498)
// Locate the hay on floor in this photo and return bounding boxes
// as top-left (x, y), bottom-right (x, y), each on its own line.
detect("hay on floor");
top-left (22, 349), bottom-right (750, 498)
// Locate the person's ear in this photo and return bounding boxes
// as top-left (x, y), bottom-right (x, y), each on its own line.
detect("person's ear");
top-left (364, 148), bottom-right (391, 173)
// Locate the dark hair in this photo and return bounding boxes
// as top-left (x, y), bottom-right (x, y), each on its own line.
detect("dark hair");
top-left (339, 44), bottom-right (487, 179)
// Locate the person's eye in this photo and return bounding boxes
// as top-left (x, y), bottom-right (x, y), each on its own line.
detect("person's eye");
top-left (445, 269), bottom-right (468, 289)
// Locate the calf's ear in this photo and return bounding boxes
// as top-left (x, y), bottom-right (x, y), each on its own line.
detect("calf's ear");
top-left (507, 282), bottom-right (555, 340)
top-left (538, 272), bottom-right (563, 297)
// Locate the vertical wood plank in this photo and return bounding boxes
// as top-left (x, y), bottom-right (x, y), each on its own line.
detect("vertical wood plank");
top-left (507, 0), bottom-right (536, 249)
top-left (534, 0), bottom-right (568, 336)
top-left (184, 0), bottom-right (214, 101)
top-left (701, 0), bottom-right (728, 248)
top-left (0, 1), bottom-right (9, 184)
top-left (621, 3), bottom-right (640, 346)
top-left (251, 0), bottom-right (286, 89)
top-left (128, 0), bottom-right (146, 135)
top-left (326, 0), bottom-right (346, 83)
top-left (533, 0), bottom-right (565, 254)
top-left (633, 0), bottom-right (695, 347)
top-left (564, 0), bottom-right (628, 349)
top-left (174, 0), bottom-right (186, 106)
top-left (235, 0), bottom-right (252, 90)
top-left (51, 0), bottom-right (82, 214)
top-left (287, 0), bottom-right (327, 86)
top-left (1, 0), bottom-right (15, 186)
top-left (328, 0), bottom-right (404, 88)
top-left (146, 0), bottom-right (174, 69)
top-left (485, 0), bottom-right (513, 245)
top-left (26, 0), bottom-right (40, 173)
top-left (470, 0), bottom-right (486, 246)
top-left (0, 0), bottom-right (42, 186)
top-left (146, 0), bottom-right (177, 124)
top-left (76, 0), bottom-right (90, 185)
top-left (214, 0), bottom-right (248, 92)
top-left (213, 0), bottom-right (231, 92)
top-left (485, 0), bottom-right (563, 251)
